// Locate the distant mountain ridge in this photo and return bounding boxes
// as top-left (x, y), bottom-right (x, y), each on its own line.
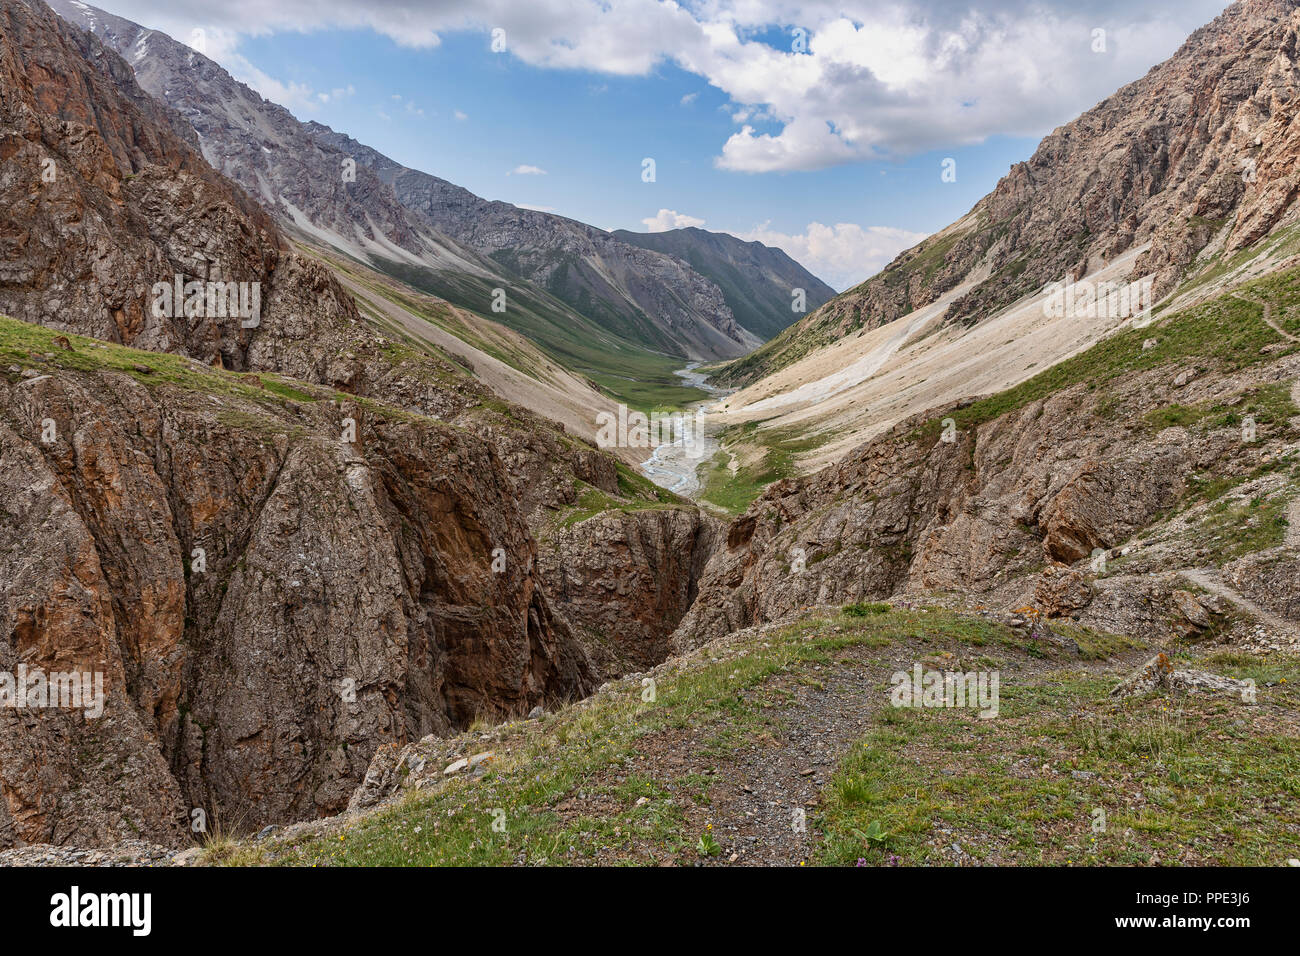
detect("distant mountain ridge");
top-left (48, 0), bottom-right (823, 373)
top-left (611, 227), bottom-right (836, 340)
top-left (303, 122), bottom-right (757, 358)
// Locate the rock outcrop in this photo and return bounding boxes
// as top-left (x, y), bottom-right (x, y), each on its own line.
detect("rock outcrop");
top-left (718, 0), bottom-right (1300, 387)
top-left (0, 0), bottom-right (721, 850)
top-left (0, 0), bottom-right (367, 376)
top-left (0, 340), bottom-right (595, 846)
top-left (539, 507), bottom-right (721, 674)
top-left (673, 352), bottom-right (1299, 650)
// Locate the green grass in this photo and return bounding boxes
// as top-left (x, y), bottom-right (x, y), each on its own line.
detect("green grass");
top-left (818, 665), bottom-right (1300, 866)
top-left (302, 242), bottom-right (708, 413)
top-left (697, 421), bottom-right (838, 513)
top-left (362, 254), bottom-right (707, 413)
top-left (1045, 622), bottom-right (1147, 660)
top-left (0, 314), bottom-right (324, 411)
top-left (227, 609), bottom-right (1035, 866)
top-left (553, 480), bottom-right (687, 530)
top-left (1190, 491), bottom-right (1292, 563)
top-left (1143, 382), bottom-right (1299, 436)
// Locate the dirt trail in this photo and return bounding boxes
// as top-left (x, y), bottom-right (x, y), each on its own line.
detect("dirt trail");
top-left (1182, 568), bottom-right (1295, 636)
top-left (696, 643), bottom-right (889, 865)
top-left (569, 630), bottom-right (1096, 866)
top-left (1230, 291), bottom-right (1300, 343)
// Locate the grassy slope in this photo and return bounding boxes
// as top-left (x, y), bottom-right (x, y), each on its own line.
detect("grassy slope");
top-left (216, 605), bottom-right (1299, 866)
top-left (820, 649), bottom-right (1300, 866)
top-left (702, 263), bottom-right (1300, 515)
top-left (0, 315), bottom-right (330, 410)
top-left (912, 264), bottom-right (1300, 442)
top-left (366, 254), bottom-right (707, 412)
top-left (696, 421), bottom-right (838, 514)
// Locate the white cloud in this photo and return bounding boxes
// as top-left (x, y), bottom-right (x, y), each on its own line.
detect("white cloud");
top-left (316, 84), bottom-right (355, 104)
top-left (94, 0), bottom-right (1231, 171)
top-left (680, 92), bottom-right (698, 106)
top-left (454, 109), bottom-right (468, 121)
top-left (642, 208), bottom-right (706, 232)
top-left (734, 221), bottom-right (929, 291)
top-left (508, 164), bottom-right (547, 175)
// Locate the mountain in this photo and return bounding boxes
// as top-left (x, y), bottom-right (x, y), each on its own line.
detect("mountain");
top-left (611, 226), bottom-right (836, 339)
top-left (716, 0), bottom-right (1300, 390)
top-left (694, 0), bottom-right (1300, 514)
top-left (0, 0), bottom-right (721, 847)
top-left (47, 0), bottom-right (779, 386)
top-left (3, 0), bottom-right (1299, 867)
top-left (305, 123), bottom-right (760, 357)
top-left (669, 0), bottom-right (1300, 648)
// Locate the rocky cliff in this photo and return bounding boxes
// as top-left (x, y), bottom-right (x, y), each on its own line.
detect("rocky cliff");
top-left (0, 0), bottom-right (718, 850)
top-left (717, 0), bottom-right (1300, 387)
top-left (0, 319), bottom-right (598, 845)
top-left (675, 273), bottom-right (1300, 649)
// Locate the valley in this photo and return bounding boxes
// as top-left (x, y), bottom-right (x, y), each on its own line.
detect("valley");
top-left (0, 0), bottom-right (1297, 878)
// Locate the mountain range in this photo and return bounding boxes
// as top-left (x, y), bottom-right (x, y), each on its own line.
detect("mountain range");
top-left (0, 0), bottom-right (1298, 866)
top-left (48, 0), bottom-right (833, 399)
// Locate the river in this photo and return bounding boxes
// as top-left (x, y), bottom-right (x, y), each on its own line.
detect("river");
top-left (639, 363), bottom-right (733, 498)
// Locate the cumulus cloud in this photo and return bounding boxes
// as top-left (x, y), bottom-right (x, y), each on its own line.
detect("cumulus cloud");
top-left (94, 0), bottom-right (1230, 171)
top-left (642, 208), bottom-right (707, 232)
top-left (508, 164), bottom-right (547, 175)
top-left (734, 221), bottom-right (929, 291)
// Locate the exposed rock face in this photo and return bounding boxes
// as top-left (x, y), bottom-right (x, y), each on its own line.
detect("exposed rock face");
top-left (0, 353), bottom-right (595, 846)
top-left (719, 0), bottom-right (1300, 387)
top-left (538, 508), bottom-right (721, 674)
top-left (0, 0), bottom-right (379, 386)
top-left (673, 360), bottom-right (1279, 651)
top-left (1035, 564), bottom-right (1095, 618)
top-left (1111, 654), bottom-right (1254, 699)
top-left (49, 0), bottom-right (772, 362)
top-left (0, 0), bottom-right (719, 849)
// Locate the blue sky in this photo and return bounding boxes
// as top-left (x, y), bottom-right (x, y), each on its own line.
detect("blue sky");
top-left (92, 0), bottom-right (1231, 289)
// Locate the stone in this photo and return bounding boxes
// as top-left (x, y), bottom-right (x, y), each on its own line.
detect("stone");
top-left (1111, 654), bottom-right (1253, 699)
top-left (1035, 564), bottom-right (1095, 617)
top-left (1170, 590), bottom-right (1212, 630)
